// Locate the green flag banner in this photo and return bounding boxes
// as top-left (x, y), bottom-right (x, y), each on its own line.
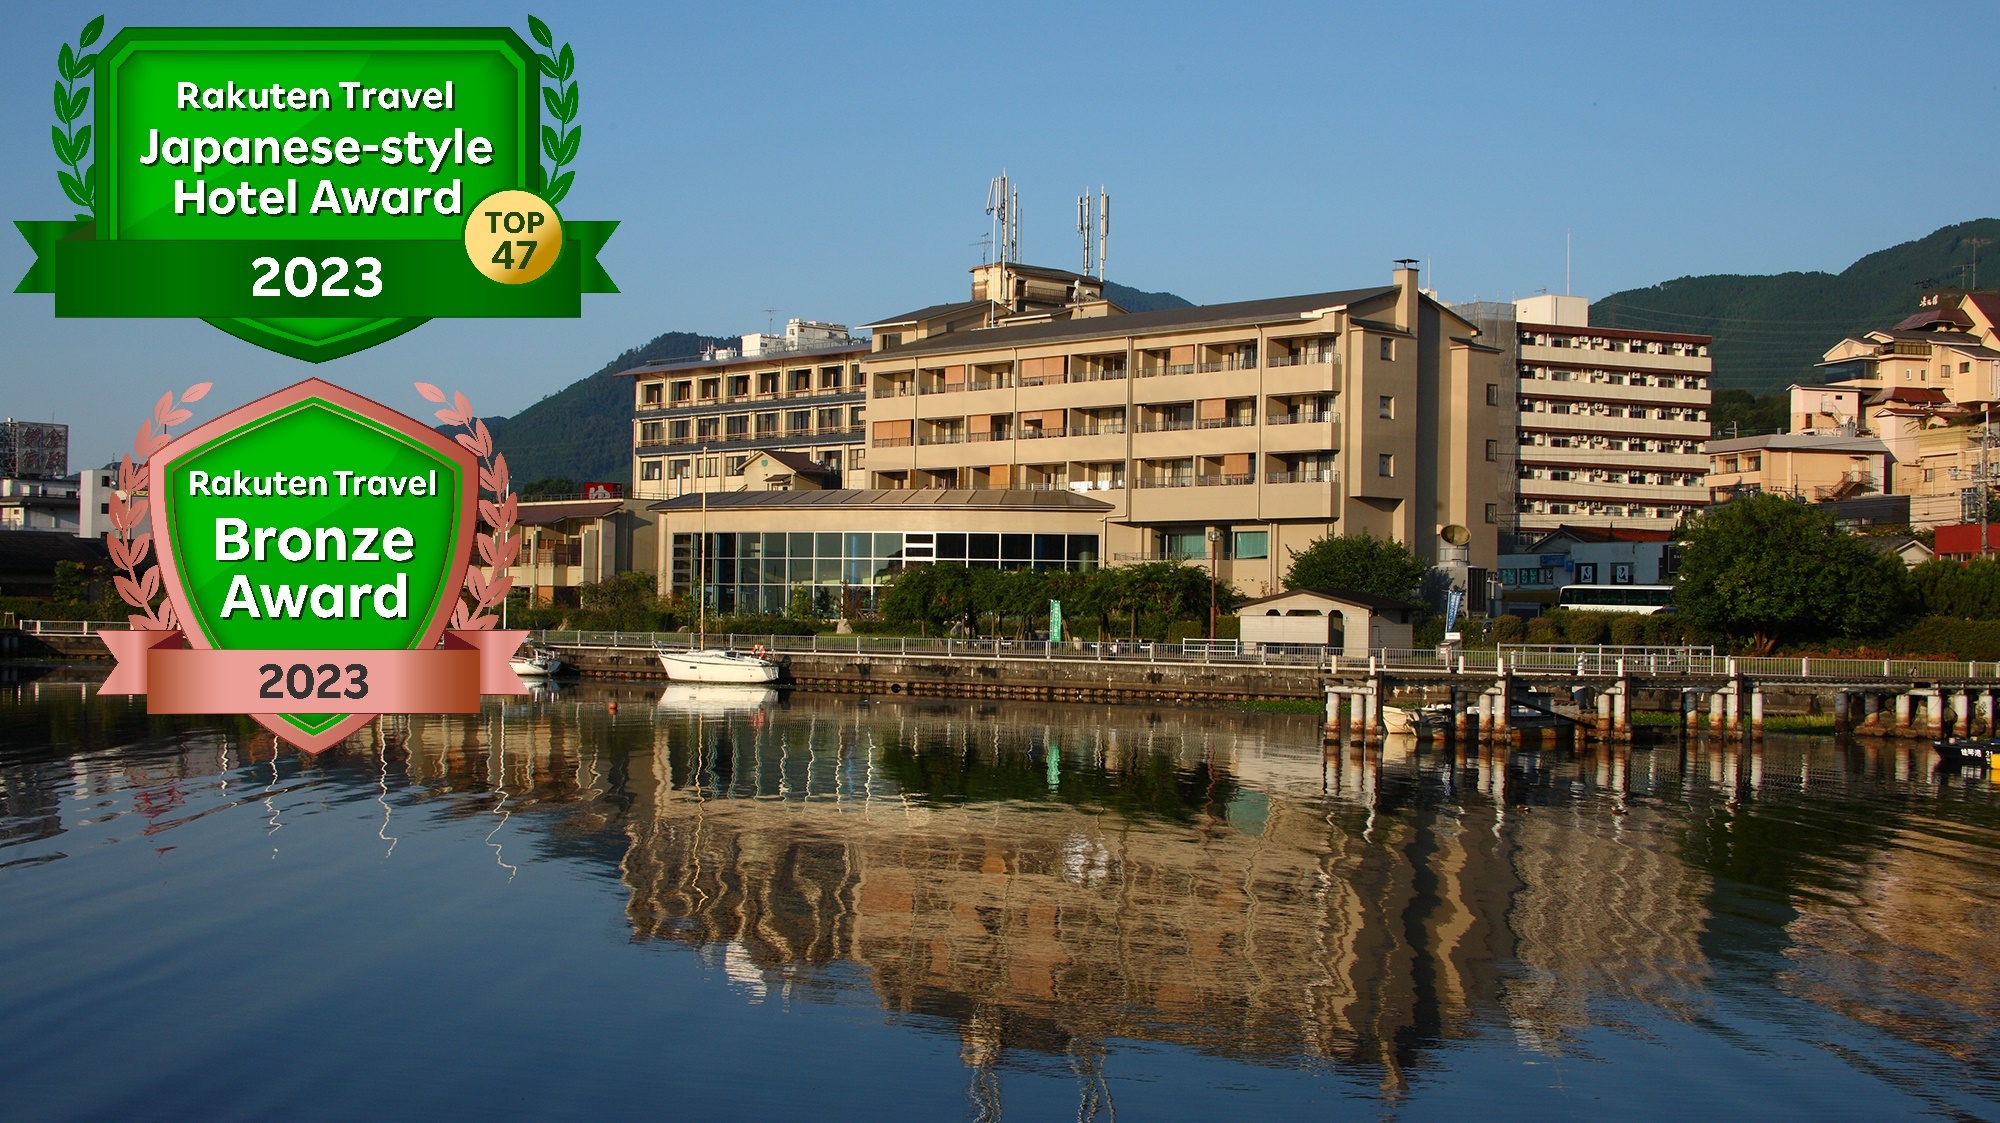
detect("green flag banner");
top-left (17, 21), bottom-right (617, 362)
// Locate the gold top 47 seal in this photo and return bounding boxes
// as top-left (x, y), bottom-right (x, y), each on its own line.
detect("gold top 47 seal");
top-left (465, 190), bottom-right (563, 284)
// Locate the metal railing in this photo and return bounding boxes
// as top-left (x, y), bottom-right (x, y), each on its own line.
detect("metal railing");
top-left (531, 631), bottom-right (2000, 682)
top-left (1133, 476), bottom-right (1195, 489)
top-left (1138, 419), bottom-right (1194, 432)
top-left (16, 619), bottom-right (128, 635)
top-left (1266, 353), bottom-right (1334, 368)
top-left (1197, 473), bottom-right (1254, 486)
top-left (872, 436), bottom-right (912, 448)
top-left (1266, 411), bottom-right (1338, 425)
top-left (1198, 417), bottom-right (1253, 429)
top-left (1266, 470), bottom-right (1336, 484)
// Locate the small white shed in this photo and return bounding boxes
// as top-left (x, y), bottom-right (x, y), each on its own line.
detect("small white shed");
top-left (1236, 589), bottom-right (1416, 655)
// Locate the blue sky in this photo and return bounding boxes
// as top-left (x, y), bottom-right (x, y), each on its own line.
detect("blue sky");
top-left (5, 0), bottom-right (1997, 468)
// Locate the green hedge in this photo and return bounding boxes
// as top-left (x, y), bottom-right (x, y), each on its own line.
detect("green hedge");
top-left (1886, 617), bottom-right (2000, 661)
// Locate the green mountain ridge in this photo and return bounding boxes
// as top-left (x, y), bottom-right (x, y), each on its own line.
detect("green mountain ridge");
top-left (487, 280), bottom-right (1193, 485)
top-left (1592, 218), bottom-right (2000, 396)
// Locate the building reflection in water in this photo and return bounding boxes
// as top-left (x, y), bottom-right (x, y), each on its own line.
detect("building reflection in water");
top-left (371, 688), bottom-right (1733, 1094)
top-left (11, 681), bottom-right (2000, 1104)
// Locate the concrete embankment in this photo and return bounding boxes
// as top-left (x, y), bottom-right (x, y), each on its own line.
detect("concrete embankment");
top-left (552, 643), bottom-right (1325, 704)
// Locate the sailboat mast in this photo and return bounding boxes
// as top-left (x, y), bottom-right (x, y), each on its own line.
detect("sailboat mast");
top-left (698, 444), bottom-right (708, 646)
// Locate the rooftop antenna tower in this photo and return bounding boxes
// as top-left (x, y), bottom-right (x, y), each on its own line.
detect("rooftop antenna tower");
top-left (1077, 190), bottom-right (1094, 276)
top-left (1097, 187), bottom-right (1109, 281)
top-left (986, 173), bottom-right (1010, 266)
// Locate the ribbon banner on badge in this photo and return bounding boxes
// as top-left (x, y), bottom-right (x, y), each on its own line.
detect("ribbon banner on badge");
top-left (98, 377), bottom-right (531, 754)
top-left (16, 17), bottom-right (616, 362)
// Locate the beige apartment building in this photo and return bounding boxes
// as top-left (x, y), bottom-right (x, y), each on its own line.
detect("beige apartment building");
top-left (1703, 434), bottom-right (1891, 504)
top-left (1511, 294), bottom-right (1713, 534)
top-left (858, 262), bottom-right (1509, 596)
top-left (1798, 289), bottom-right (2000, 526)
top-left (621, 322), bottom-right (869, 501)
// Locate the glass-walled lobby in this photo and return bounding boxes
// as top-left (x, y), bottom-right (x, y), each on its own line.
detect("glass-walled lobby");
top-left (669, 530), bottom-right (1101, 615)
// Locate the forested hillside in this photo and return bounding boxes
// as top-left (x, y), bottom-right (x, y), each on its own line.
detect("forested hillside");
top-left (481, 330), bottom-right (731, 485)
top-left (1591, 219), bottom-right (2000, 396)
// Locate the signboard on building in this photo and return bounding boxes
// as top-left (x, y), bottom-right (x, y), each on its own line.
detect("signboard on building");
top-left (1576, 563), bottom-right (1598, 584)
top-left (582, 482), bottom-right (621, 499)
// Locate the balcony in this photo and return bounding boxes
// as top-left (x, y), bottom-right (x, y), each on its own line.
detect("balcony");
top-left (1267, 353), bottom-right (1334, 368)
top-left (1198, 416), bottom-right (1254, 430)
top-left (1017, 427), bottom-right (1067, 441)
top-left (873, 385), bottom-right (914, 399)
top-left (917, 431), bottom-right (965, 446)
top-left (1197, 473), bottom-right (1255, 486)
top-left (1134, 476), bottom-right (1195, 489)
top-left (873, 436), bottom-right (912, 448)
top-left (1138, 419), bottom-right (1195, 433)
top-left (1266, 410), bottom-right (1338, 425)
top-left (1194, 358), bottom-right (1257, 373)
top-left (1070, 367), bottom-right (1128, 383)
top-left (1266, 470), bottom-right (1336, 484)
top-left (1076, 421), bottom-right (1127, 436)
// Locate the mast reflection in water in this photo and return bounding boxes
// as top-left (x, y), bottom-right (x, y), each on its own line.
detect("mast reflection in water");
top-left (3, 676), bottom-right (2000, 1119)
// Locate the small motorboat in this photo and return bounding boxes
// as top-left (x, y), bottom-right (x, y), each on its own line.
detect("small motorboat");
top-left (1934, 737), bottom-right (2000, 763)
top-left (657, 646), bottom-right (780, 684)
top-left (1381, 703), bottom-right (1451, 735)
top-left (510, 643), bottom-right (566, 678)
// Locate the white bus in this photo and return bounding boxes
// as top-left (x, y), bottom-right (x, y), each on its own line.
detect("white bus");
top-left (1556, 584), bottom-right (1675, 614)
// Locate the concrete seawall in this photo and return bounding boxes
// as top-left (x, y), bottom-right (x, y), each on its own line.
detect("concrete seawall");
top-left (553, 644), bottom-right (1325, 704)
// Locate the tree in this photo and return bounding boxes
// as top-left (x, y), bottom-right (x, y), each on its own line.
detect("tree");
top-left (880, 563), bottom-right (977, 634)
top-left (1910, 557), bottom-right (2000, 620)
top-left (1284, 532), bottom-right (1427, 600)
top-left (1674, 493), bottom-right (1914, 647)
top-left (577, 571), bottom-right (670, 630)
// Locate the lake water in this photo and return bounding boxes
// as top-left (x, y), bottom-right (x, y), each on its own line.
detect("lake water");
top-left (5, 673), bottom-right (2000, 1120)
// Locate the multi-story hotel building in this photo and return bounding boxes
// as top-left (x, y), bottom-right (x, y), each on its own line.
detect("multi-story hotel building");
top-left (621, 320), bottom-right (869, 501)
top-left (856, 262), bottom-right (1507, 588)
top-left (641, 262), bottom-right (1510, 613)
top-left (1510, 294), bottom-right (1713, 535)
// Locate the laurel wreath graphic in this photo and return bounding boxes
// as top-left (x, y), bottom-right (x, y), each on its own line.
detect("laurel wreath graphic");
top-left (110, 383), bottom-right (212, 630)
top-left (526, 15), bottom-right (581, 207)
top-left (417, 383), bottom-right (521, 629)
top-left (52, 14), bottom-right (104, 221)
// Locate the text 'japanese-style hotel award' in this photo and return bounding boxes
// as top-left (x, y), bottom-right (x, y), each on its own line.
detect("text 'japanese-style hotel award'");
top-left (100, 377), bottom-right (530, 753)
top-left (16, 15), bottom-right (616, 360)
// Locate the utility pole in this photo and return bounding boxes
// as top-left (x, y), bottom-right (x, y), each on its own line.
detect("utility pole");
top-left (1207, 528), bottom-right (1221, 641)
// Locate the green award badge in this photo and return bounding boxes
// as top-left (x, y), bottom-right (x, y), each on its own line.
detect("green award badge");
top-left (16, 15), bottom-right (616, 361)
top-left (101, 378), bottom-right (530, 753)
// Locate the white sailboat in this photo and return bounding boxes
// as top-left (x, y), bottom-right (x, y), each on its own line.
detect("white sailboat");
top-left (658, 448), bottom-right (780, 686)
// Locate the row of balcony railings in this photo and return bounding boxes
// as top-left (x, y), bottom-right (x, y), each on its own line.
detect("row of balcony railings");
top-left (516, 630), bottom-right (2000, 681)
top-left (867, 353), bottom-right (1339, 399)
top-left (649, 423), bottom-right (865, 448)
top-left (648, 386), bottom-right (863, 408)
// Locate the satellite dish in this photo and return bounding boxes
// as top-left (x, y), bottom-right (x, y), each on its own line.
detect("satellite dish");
top-left (1440, 524), bottom-right (1471, 546)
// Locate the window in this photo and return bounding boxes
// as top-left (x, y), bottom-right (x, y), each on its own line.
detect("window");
top-left (640, 460), bottom-right (663, 481)
top-left (669, 459), bottom-right (690, 479)
top-left (642, 382), bottom-right (663, 405)
top-left (1486, 383), bottom-right (1499, 405)
top-left (1484, 503), bottom-right (1497, 524)
top-left (1378, 453), bottom-right (1393, 477)
top-left (1379, 337), bottom-right (1393, 361)
top-left (1232, 530), bottom-right (1269, 559)
top-left (699, 378), bottom-right (720, 400)
top-left (1378, 395), bottom-right (1394, 419)
top-left (1485, 439), bottom-right (1498, 462)
top-left (669, 419), bottom-right (690, 441)
top-left (670, 381), bottom-right (691, 402)
top-left (640, 421), bottom-right (663, 443)
top-left (1963, 362), bottom-right (1973, 374)
top-left (728, 375), bottom-right (750, 397)
top-left (725, 415), bottom-right (749, 437)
